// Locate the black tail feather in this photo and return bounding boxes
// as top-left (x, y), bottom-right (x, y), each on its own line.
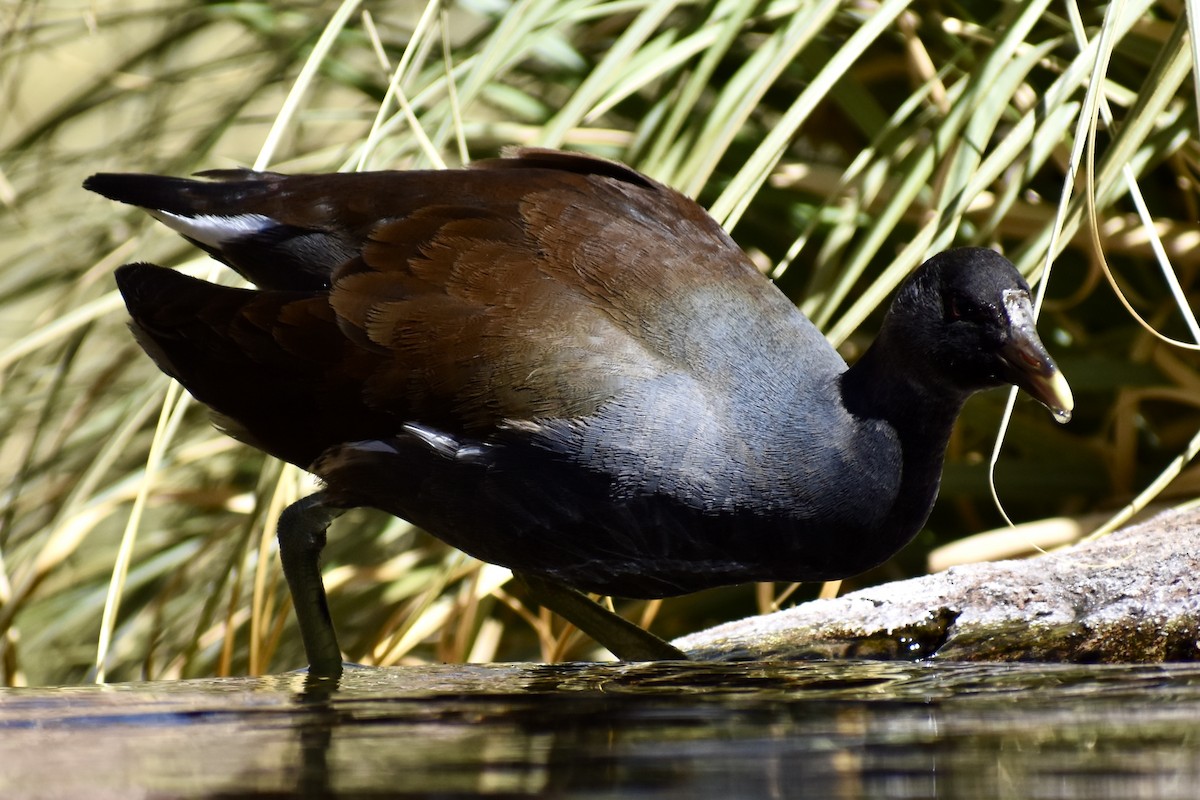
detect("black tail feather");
top-left (88, 173), bottom-right (211, 216)
top-left (114, 263), bottom-right (355, 468)
top-left (88, 174), bottom-right (341, 292)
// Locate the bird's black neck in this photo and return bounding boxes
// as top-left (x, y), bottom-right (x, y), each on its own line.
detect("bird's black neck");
top-left (839, 333), bottom-right (968, 537)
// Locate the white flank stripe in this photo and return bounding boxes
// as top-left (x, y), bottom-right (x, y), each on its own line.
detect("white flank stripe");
top-left (150, 210), bottom-right (276, 247)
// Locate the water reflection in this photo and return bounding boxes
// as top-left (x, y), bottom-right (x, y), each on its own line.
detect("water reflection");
top-left (1, 661), bottom-right (1198, 798)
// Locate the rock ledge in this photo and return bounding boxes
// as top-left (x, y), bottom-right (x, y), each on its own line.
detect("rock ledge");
top-left (676, 507), bottom-right (1200, 662)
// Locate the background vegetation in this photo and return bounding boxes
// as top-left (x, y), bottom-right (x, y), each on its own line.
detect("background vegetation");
top-left (2, 0), bottom-right (1198, 685)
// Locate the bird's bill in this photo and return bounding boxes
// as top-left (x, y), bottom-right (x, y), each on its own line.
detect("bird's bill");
top-left (1000, 290), bottom-right (1073, 423)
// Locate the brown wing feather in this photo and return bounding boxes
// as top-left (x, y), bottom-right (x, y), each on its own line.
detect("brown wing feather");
top-left (123, 151), bottom-right (815, 462)
top-left (324, 156), bottom-right (770, 430)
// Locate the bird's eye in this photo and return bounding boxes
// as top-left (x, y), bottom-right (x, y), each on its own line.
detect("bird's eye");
top-left (947, 295), bottom-right (992, 324)
top-left (947, 296), bottom-right (965, 321)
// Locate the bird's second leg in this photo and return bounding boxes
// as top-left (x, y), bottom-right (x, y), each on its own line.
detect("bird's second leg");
top-left (519, 573), bottom-right (687, 661)
top-left (277, 492), bottom-right (345, 677)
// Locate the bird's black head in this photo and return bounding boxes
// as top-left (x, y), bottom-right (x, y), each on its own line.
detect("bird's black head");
top-left (884, 247), bottom-right (1072, 421)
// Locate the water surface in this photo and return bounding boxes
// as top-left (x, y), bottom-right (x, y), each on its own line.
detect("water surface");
top-left (2, 660), bottom-right (1197, 798)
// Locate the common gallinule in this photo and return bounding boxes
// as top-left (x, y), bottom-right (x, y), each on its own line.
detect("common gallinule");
top-left (85, 148), bottom-right (1072, 674)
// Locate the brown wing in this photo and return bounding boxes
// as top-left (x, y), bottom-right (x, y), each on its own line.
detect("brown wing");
top-left (117, 150), bottom-right (834, 469)
top-left (325, 150), bottom-right (805, 431)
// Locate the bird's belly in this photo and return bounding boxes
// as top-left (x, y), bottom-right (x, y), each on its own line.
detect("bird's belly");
top-left (314, 424), bottom-right (912, 599)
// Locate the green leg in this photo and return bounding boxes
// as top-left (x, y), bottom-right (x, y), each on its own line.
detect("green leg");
top-left (519, 573), bottom-right (688, 661)
top-left (278, 492), bottom-right (345, 677)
